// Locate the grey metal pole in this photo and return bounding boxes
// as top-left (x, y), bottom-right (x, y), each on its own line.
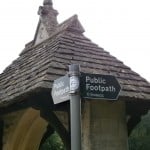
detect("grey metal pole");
top-left (69, 64), bottom-right (81, 150)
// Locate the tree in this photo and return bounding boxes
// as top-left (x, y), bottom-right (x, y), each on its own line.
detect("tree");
top-left (40, 131), bottom-right (65, 150)
top-left (129, 112), bottom-right (150, 150)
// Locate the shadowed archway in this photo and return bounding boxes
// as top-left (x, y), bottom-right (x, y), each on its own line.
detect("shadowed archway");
top-left (4, 108), bottom-right (48, 150)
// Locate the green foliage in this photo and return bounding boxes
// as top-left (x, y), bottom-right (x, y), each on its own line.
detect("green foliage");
top-left (40, 132), bottom-right (65, 150)
top-left (129, 136), bottom-right (150, 150)
top-left (129, 112), bottom-right (150, 150)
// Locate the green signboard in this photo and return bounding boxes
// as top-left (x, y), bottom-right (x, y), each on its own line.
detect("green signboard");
top-left (80, 73), bottom-right (121, 100)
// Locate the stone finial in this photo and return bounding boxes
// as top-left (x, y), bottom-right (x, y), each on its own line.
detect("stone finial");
top-left (38, 0), bottom-right (58, 35)
top-left (43, 0), bottom-right (53, 6)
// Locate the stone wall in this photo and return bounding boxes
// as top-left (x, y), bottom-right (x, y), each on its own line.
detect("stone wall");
top-left (2, 109), bottom-right (26, 149)
top-left (82, 100), bottom-right (129, 150)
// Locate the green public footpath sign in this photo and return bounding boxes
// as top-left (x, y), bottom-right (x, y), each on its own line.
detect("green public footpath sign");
top-left (80, 73), bottom-right (121, 100)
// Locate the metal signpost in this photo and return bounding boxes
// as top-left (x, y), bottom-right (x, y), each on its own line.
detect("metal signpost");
top-left (69, 64), bottom-right (81, 150)
top-left (51, 65), bottom-right (121, 150)
top-left (51, 64), bottom-right (81, 150)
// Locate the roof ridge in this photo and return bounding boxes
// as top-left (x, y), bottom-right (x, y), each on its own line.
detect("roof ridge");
top-left (58, 15), bottom-right (85, 33)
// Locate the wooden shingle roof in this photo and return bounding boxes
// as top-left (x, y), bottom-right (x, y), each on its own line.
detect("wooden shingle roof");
top-left (0, 14), bottom-right (150, 107)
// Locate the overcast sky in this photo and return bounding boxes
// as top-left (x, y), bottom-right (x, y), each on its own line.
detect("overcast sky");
top-left (0, 0), bottom-right (150, 82)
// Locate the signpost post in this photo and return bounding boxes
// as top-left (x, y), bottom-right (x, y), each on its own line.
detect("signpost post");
top-left (69, 64), bottom-right (81, 150)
